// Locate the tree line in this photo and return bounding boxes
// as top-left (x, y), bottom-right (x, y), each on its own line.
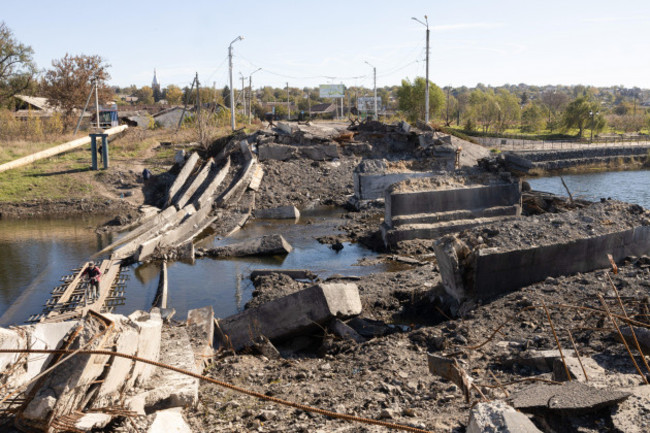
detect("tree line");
top-left (1, 20), bottom-right (649, 137)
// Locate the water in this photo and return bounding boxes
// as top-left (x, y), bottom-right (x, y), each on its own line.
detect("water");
top-left (0, 207), bottom-right (386, 325)
top-left (527, 169), bottom-right (650, 209)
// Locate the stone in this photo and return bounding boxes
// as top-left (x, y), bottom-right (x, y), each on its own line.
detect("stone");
top-left (216, 283), bottom-right (362, 351)
top-left (75, 413), bottom-right (113, 431)
top-left (510, 382), bottom-right (630, 414)
top-left (329, 319), bottom-right (366, 343)
top-left (251, 335), bottom-right (281, 359)
top-left (255, 206), bottom-right (301, 220)
top-left (468, 400), bottom-right (542, 433)
top-left (148, 407), bottom-right (192, 433)
top-left (206, 234), bottom-right (292, 258)
top-left (618, 326), bottom-right (650, 355)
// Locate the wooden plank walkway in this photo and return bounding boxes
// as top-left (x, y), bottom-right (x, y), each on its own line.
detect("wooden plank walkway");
top-left (29, 259), bottom-right (126, 323)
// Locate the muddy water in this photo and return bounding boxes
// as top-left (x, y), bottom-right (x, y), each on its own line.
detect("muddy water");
top-left (0, 207), bottom-right (386, 325)
top-left (527, 169), bottom-right (650, 209)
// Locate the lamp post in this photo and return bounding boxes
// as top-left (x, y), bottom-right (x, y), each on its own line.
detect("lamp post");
top-left (412, 15), bottom-right (429, 125)
top-left (364, 61), bottom-right (378, 121)
top-left (248, 67), bottom-right (261, 123)
top-left (228, 35), bottom-right (244, 131)
top-left (589, 110), bottom-right (599, 143)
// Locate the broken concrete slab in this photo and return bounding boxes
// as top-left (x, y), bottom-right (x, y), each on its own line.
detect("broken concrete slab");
top-left (174, 159), bottom-right (214, 209)
top-left (148, 407), bottom-right (192, 433)
top-left (128, 309), bottom-right (163, 388)
top-left (206, 234), bottom-right (292, 258)
top-left (144, 325), bottom-right (199, 409)
top-left (510, 382), bottom-right (630, 414)
top-left (194, 156), bottom-right (230, 210)
top-left (552, 356), bottom-right (642, 388)
top-left (255, 205), bottom-right (300, 220)
top-left (611, 385), bottom-right (650, 433)
top-left (618, 326), bottom-right (650, 355)
top-left (22, 321), bottom-right (79, 386)
top-left (187, 306), bottom-right (214, 369)
top-left (353, 159), bottom-right (439, 201)
top-left (258, 143), bottom-right (296, 161)
top-left (75, 412), bottom-right (113, 431)
top-left (216, 283), bottom-right (362, 351)
top-left (167, 152), bottom-right (200, 206)
top-left (468, 400), bottom-right (542, 433)
top-left (435, 201), bottom-right (650, 301)
top-left (427, 354), bottom-right (473, 402)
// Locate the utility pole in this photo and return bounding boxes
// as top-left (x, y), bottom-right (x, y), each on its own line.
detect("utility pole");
top-left (228, 35), bottom-right (244, 131)
top-left (94, 76), bottom-right (100, 129)
top-left (286, 82), bottom-right (290, 120)
top-left (240, 73), bottom-right (246, 121)
top-left (412, 15), bottom-right (430, 125)
top-left (446, 86), bottom-right (450, 126)
top-left (195, 72), bottom-right (201, 117)
top-left (364, 61), bottom-right (378, 120)
top-left (247, 68), bottom-right (261, 123)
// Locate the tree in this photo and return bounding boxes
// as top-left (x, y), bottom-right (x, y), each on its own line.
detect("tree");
top-left (396, 77), bottom-right (444, 123)
top-left (222, 86), bottom-right (231, 108)
top-left (135, 86), bottom-right (154, 105)
top-left (563, 95), bottom-right (605, 137)
top-left (521, 103), bottom-right (545, 132)
top-left (42, 54), bottom-right (111, 128)
top-left (164, 84), bottom-right (183, 105)
top-left (0, 22), bottom-right (38, 107)
top-left (495, 89), bottom-right (521, 132)
top-left (467, 89), bottom-right (499, 133)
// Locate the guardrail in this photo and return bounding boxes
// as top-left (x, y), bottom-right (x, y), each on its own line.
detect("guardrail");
top-left (477, 135), bottom-right (650, 152)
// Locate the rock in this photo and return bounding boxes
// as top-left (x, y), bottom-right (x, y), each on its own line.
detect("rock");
top-left (346, 317), bottom-right (394, 339)
top-left (510, 382), bottom-right (630, 414)
top-left (251, 335), bottom-right (281, 359)
top-left (329, 319), bottom-right (366, 343)
top-left (617, 326), bottom-right (650, 355)
top-left (216, 283), bottom-right (362, 351)
top-left (206, 234), bottom-right (292, 258)
top-left (468, 400), bottom-right (542, 433)
top-left (148, 407), bottom-right (192, 433)
top-left (379, 408), bottom-right (396, 419)
top-left (255, 206), bottom-right (300, 220)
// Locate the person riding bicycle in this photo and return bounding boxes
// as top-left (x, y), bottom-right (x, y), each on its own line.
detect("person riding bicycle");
top-left (82, 262), bottom-right (102, 301)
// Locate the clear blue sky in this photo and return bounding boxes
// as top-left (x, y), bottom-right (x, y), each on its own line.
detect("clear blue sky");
top-left (4, 0), bottom-right (650, 91)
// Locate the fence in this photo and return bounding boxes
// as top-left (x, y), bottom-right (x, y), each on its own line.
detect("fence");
top-left (477, 135), bottom-right (650, 152)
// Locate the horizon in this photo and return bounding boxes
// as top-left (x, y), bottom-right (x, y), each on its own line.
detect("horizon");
top-left (4, 0), bottom-right (650, 91)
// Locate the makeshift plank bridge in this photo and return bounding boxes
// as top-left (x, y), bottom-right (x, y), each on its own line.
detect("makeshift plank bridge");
top-left (28, 259), bottom-right (127, 323)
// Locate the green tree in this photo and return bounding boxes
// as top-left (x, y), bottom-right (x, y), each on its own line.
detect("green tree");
top-left (563, 95), bottom-right (605, 137)
top-left (164, 85), bottom-right (183, 105)
top-left (0, 22), bottom-right (38, 107)
top-left (396, 77), bottom-right (444, 123)
top-left (495, 89), bottom-right (521, 132)
top-left (520, 103), bottom-right (545, 132)
top-left (135, 86), bottom-right (154, 105)
top-left (222, 86), bottom-right (231, 108)
top-left (467, 89), bottom-right (499, 133)
top-left (42, 53), bottom-right (111, 129)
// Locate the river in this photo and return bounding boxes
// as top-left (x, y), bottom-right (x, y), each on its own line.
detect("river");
top-left (0, 207), bottom-right (387, 326)
top-left (527, 169), bottom-right (650, 209)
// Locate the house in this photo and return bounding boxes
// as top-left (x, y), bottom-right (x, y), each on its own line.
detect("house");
top-left (13, 95), bottom-right (57, 119)
top-left (309, 103), bottom-right (337, 119)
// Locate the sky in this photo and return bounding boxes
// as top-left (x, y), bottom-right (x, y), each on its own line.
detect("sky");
top-left (3, 0), bottom-right (650, 92)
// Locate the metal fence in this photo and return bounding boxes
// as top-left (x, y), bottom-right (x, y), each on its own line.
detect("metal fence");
top-left (477, 135), bottom-right (650, 152)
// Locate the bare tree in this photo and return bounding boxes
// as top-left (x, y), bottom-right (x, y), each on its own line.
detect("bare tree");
top-left (42, 54), bottom-right (111, 128)
top-left (0, 22), bottom-right (38, 106)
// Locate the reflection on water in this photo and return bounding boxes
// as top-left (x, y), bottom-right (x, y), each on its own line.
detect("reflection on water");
top-left (0, 206), bottom-right (386, 325)
top-left (527, 169), bottom-right (650, 209)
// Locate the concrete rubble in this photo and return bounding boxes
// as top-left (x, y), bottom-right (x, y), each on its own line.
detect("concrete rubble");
top-left (467, 400), bottom-right (542, 433)
top-left (202, 234), bottom-right (293, 258)
top-left (215, 282), bottom-right (362, 351)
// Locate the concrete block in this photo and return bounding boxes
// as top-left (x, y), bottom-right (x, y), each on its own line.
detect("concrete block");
top-left (435, 224), bottom-right (650, 301)
top-left (552, 357), bottom-right (639, 388)
top-left (148, 407), bottom-right (191, 433)
top-left (299, 144), bottom-right (339, 161)
top-left (111, 206), bottom-right (180, 260)
top-left (22, 321), bottom-right (79, 384)
top-left (158, 204), bottom-right (212, 249)
top-left (95, 316), bottom-right (140, 402)
top-left (385, 182), bottom-right (521, 226)
top-left (240, 139), bottom-right (253, 161)
top-left (250, 269), bottom-right (316, 281)
top-left (276, 122), bottom-right (296, 135)
top-left (174, 150), bottom-right (186, 165)
top-left (468, 401), bottom-right (541, 433)
top-left (258, 143), bottom-right (296, 161)
top-left (218, 158), bottom-right (257, 204)
top-left (510, 382), bottom-right (630, 414)
top-left (255, 206), bottom-right (300, 220)
top-left (248, 164), bottom-right (264, 191)
top-left (207, 234), bottom-right (292, 258)
top-left (216, 283), bottom-right (362, 351)
top-left (355, 171), bottom-right (437, 201)
top-left (329, 319), bottom-right (366, 343)
top-left (0, 328), bottom-right (25, 374)
top-left (187, 306), bottom-right (214, 368)
top-left (128, 309), bottom-right (163, 387)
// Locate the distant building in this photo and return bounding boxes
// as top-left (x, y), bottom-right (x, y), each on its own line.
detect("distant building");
top-left (152, 68), bottom-right (162, 102)
top-left (309, 103), bottom-right (337, 119)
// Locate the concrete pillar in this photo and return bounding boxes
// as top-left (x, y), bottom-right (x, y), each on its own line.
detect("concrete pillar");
top-left (90, 135), bottom-right (98, 170)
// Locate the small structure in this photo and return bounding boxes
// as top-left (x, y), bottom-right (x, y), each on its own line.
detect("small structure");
top-left (309, 103), bottom-right (337, 119)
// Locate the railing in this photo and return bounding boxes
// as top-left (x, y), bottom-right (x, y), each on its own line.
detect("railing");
top-left (476, 135), bottom-right (650, 152)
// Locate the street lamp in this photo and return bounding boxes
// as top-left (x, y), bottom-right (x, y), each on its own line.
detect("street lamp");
top-left (589, 110), bottom-right (599, 143)
top-left (248, 67), bottom-right (262, 123)
top-left (228, 35), bottom-right (244, 131)
top-left (412, 15), bottom-right (430, 125)
top-left (364, 61), bottom-right (378, 121)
